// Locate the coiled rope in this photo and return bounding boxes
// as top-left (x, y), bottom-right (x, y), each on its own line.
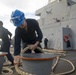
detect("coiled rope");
top-left (0, 55), bottom-right (14, 75)
top-left (51, 56), bottom-right (75, 75)
top-left (2, 67), bottom-right (13, 75)
top-left (14, 47), bottom-right (75, 75)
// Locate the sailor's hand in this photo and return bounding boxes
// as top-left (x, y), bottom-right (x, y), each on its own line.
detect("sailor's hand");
top-left (28, 41), bottom-right (39, 50)
top-left (14, 55), bottom-right (20, 64)
top-left (29, 44), bottom-right (37, 50)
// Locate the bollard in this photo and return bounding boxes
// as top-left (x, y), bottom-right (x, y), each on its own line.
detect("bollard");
top-left (19, 53), bottom-right (56, 75)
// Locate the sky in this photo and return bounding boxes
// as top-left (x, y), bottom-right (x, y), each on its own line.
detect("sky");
top-left (0, 0), bottom-right (48, 37)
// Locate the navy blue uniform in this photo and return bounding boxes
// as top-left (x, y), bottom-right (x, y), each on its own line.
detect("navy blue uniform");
top-left (0, 26), bottom-right (14, 64)
top-left (14, 19), bottom-right (43, 55)
top-left (44, 38), bottom-right (48, 49)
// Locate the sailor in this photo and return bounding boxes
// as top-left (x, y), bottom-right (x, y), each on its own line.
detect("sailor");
top-left (0, 21), bottom-right (14, 65)
top-left (10, 9), bottom-right (43, 63)
top-left (44, 37), bottom-right (48, 49)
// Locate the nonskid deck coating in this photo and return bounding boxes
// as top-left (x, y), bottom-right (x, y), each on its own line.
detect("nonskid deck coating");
top-left (1, 48), bottom-right (76, 75)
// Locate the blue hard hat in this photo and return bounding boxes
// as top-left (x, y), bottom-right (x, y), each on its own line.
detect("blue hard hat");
top-left (10, 9), bottom-right (25, 26)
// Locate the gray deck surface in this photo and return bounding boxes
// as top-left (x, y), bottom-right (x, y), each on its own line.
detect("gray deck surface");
top-left (1, 49), bottom-right (76, 75)
top-left (51, 51), bottom-right (76, 75)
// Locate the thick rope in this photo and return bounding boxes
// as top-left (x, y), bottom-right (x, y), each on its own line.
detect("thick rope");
top-left (15, 47), bottom-right (75, 75)
top-left (51, 56), bottom-right (75, 75)
top-left (2, 67), bottom-right (13, 75)
top-left (21, 46), bottom-right (43, 54)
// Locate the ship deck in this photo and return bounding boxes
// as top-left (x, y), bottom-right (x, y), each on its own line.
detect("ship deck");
top-left (1, 48), bottom-right (76, 75)
top-left (51, 50), bottom-right (76, 75)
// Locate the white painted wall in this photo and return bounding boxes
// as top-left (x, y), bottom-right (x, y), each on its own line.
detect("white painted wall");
top-left (36, 0), bottom-right (76, 50)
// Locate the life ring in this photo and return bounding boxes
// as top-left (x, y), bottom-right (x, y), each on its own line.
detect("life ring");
top-left (64, 36), bottom-right (69, 42)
